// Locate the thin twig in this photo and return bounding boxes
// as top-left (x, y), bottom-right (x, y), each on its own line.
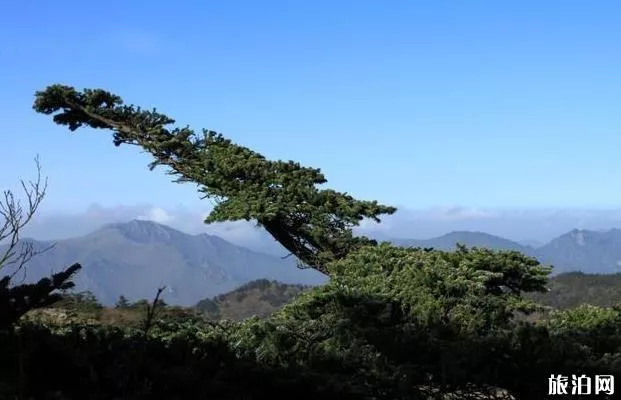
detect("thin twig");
top-left (142, 286), bottom-right (166, 338)
top-left (0, 156), bottom-right (53, 279)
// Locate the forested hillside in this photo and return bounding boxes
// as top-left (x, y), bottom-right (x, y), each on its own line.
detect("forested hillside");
top-left (530, 271), bottom-right (621, 309)
top-left (24, 280), bottom-right (307, 327)
top-left (195, 279), bottom-right (309, 320)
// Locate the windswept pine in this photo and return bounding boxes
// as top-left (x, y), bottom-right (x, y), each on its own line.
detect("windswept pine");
top-left (34, 85), bottom-right (396, 275)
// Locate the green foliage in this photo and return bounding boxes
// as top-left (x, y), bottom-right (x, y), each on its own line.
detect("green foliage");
top-left (326, 244), bottom-right (550, 332)
top-left (227, 245), bottom-right (617, 398)
top-left (0, 321), bottom-right (358, 400)
top-left (231, 246), bottom-right (550, 396)
top-left (33, 85), bottom-right (396, 274)
top-left (52, 290), bottom-right (103, 313)
top-left (545, 304), bottom-right (621, 334)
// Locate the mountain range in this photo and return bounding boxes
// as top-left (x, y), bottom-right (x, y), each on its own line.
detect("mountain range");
top-left (395, 229), bottom-right (621, 275)
top-left (5, 220), bottom-right (621, 306)
top-left (3, 220), bottom-right (326, 306)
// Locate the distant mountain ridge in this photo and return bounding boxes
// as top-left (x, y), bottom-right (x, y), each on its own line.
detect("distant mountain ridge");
top-left (195, 279), bottom-right (309, 321)
top-left (7, 221), bottom-right (621, 306)
top-left (3, 220), bottom-right (326, 306)
top-left (537, 228), bottom-right (621, 274)
top-left (394, 231), bottom-right (535, 253)
top-left (394, 228), bottom-right (621, 274)
top-left (518, 239), bottom-right (545, 248)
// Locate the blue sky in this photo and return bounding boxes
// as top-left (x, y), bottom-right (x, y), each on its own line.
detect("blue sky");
top-left (2, 0), bottom-right (621, 216)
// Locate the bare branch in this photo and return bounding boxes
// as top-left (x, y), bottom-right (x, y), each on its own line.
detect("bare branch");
top-left (0, 156), bottom-right (51, 276)
top-left (9, 242), bottom-right (57, 284)
top-left (142, 286), bottom-right (166, 338)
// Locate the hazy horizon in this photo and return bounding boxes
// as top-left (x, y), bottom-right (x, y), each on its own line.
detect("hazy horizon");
top-left (16, 204), bottom-right (621, 255)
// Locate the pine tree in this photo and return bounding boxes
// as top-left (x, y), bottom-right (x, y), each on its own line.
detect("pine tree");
top-left (33, 85), bottom-right (396, 274)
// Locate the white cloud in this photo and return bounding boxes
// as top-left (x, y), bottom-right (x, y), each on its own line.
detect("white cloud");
top-left (136, 207), bottom-right (174, 224)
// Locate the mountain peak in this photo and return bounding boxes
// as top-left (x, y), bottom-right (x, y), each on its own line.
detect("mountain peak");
top-left (556, 228), bottom-right (621, 247)
top-left (443, 230), bottom-right (495, 238)
top-left (97, 219), bottom-right (186, 243)
top-left (395, 230), bottom-right (529, 253)
top-left (569, 229), bottom-right (587, 246)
